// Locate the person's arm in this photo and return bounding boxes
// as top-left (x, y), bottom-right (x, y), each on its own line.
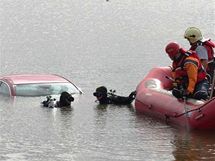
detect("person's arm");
top-left (184, 62), bottom-right (198, 94)
top-left (196, 46), bottom-right (208, 70)
top-left (201, 59), bottom-right (208, 70)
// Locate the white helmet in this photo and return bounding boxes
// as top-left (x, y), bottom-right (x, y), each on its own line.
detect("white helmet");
top-left (184, 27), bottom-right (203, 43)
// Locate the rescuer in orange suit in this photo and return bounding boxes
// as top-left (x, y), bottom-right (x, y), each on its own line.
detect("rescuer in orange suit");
top-left (165, 42), bottom-right (209, 100)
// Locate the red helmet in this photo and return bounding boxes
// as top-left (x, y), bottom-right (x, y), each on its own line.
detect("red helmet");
top-left (165, 42), bottom-right (181, 60)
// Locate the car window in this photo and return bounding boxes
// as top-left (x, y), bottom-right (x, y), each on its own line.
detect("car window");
top-left (15, 82), bottom-right (80, 96)
top-left (0, 81), bottom-right (11, 96)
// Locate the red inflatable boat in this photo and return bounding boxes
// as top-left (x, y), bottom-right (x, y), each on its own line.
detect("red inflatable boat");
top-left (135, 67), bottom-right (215, 130)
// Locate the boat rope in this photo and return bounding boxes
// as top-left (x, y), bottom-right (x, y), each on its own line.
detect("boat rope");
top-left (167, 97), bottom-right (215, 118)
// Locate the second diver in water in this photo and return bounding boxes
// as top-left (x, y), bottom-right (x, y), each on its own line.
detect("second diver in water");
top-left (93, 86), bottom-right (136, 105)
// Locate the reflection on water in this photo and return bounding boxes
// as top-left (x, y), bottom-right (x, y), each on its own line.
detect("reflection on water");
top-left (92, 104), bottom-right (175, 161)
top-left (172, 130), bottom-right (215, 161)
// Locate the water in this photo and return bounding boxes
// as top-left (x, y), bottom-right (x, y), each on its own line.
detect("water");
top-left (0, 0), bottom-right (215, 160)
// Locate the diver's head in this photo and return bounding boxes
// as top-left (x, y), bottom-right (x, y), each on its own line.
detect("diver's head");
top-left (93, 86), bottom-right (108, 100)
top-left (59, 91), bottom-right (74, 106)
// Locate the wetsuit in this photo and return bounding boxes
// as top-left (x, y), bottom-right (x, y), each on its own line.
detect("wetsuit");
top-left (93, 86), bottom-right (136, 105)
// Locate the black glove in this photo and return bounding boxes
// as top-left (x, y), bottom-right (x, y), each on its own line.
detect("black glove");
top-left (129, 91), bottom-right (136, 99)
top-left (182, 89), bottom-right (192, 97)
top-left (172, 88), bottom-right (191, 99)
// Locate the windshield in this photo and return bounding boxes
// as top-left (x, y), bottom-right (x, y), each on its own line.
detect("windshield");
top-left (15, 82), bottom-right (81, 96)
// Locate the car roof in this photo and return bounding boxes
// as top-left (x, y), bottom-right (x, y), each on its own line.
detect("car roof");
top-left (0, 74), bottom-right (70, 85)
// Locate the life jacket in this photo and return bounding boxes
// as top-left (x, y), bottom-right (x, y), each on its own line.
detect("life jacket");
top-left (172, 49), bottom-right (206, 83)
top-left (190, 39), bottom-right (215, 63)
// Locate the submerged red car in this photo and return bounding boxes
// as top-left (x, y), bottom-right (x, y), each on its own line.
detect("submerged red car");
top-left (0, 74), bottom-right (82, 97)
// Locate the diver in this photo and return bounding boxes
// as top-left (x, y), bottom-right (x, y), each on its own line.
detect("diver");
top-left (93, 86), bottom-right (136, 105)
top-left (42, 91), bottom-right (74, 108)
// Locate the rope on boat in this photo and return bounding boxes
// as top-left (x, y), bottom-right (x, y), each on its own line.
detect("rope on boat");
top-left (166, 97), bottom-right (215, 118)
